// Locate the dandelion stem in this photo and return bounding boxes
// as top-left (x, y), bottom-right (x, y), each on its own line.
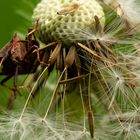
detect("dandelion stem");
top-left (88, 59), bottom-right (93, 111)
top-left (19, 65), bottom-right (49, 120)
top-left (87, 56), bottom-right (94, 138)
top-left (62, 48), bottom-right (67, 129)
top-left (43, 67), bottom-right (67, 120)
top-left (79, 73), bottom-right (86, 132)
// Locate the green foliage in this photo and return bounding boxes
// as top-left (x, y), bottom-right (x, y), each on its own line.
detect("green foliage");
top-left (0, 0), bottom-right (40, 48)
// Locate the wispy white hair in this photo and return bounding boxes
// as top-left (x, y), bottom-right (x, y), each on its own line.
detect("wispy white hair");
top-left (103, 0), bottom-right (140, 26)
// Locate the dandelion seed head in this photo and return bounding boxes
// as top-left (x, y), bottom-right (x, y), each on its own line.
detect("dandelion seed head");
top-left (1, 0), bottom-right (140, 139)
top-left (32, 0), bottom-right (105, 44)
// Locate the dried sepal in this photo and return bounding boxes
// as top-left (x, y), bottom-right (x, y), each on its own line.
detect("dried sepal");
top-left (65, 46), bottom-right (76, 67)
top-left (48, 42), bottom-right (62, 65)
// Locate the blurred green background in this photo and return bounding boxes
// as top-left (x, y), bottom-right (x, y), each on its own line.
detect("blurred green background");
top-left (0, 0), bottom-right (40, 48)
